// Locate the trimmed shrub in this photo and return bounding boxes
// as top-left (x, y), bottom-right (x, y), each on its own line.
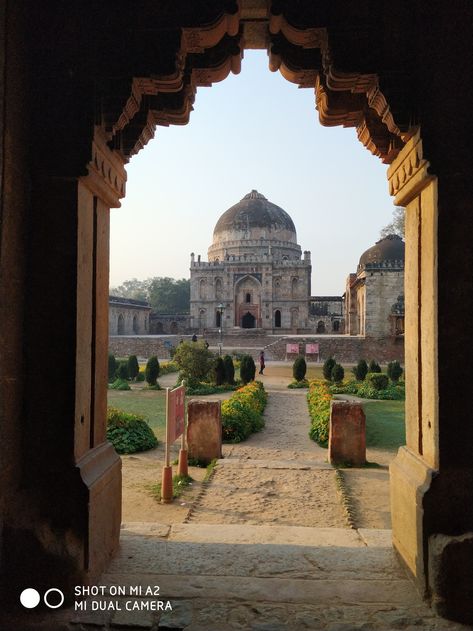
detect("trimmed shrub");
top-left (368, 360), bottom-right (381, 373)
top-left (331, 363), bottom-right (345, 384)
top-left (160, 361), bottom-right (179, 375)
top-left (240, 355), bottom-right (256, 385)
top-left (173, 341), bottom-right (213, 387)
top-left (136, 371), bottom-right (145, 382)
top-left (387, 360), bottom-right (403, 383)
top-left (108, 353), bottom-right (117, 382)
top-left (352, 359), bottom-right (368, 381)
top-left (127, 355), bottom-right (139, 381)
top-left (214, 356), bottom-right (226, 386)
top-left (323, 357), bottom-right (336, 381)
top-left (223, 354), bottom-right (235, 385)
top-left (117, 361), bottom-right (129, 380)
top-left (367, 372), bottom-right (389, 391)
top-left (107, 407), bottom-right (157, 454)
top-left (307, 380), bottom-right (332, 447)
top-left (145, 356), bottom-right (160, 385)
top-left (221, 381), bottom-right (267, 443)
top-left (288, 379), bottom-right (309, 389)
top-left (293, 356), bottom-right (307, 382)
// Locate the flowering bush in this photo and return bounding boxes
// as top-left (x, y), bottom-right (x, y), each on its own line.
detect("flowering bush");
top-left (307, 380), bottom-right (332, 447)
top-left (329, 377), bottom-right (405, 400)
top-left (221, 381), bottom-right (267, 443)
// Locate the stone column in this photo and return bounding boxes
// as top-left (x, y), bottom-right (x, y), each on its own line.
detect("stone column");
top-left (388, 130), bottom-right (473, 622)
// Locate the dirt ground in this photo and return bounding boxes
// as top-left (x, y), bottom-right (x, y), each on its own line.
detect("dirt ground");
top-left (121, 368), bottom-right (396, 529)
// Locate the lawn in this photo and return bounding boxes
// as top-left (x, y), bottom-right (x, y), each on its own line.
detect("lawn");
top-left (107, 390), bottom-right (167, 440)
top-left (363, 400), bottom-right (405, 451)
top-left (265, 364), bottom-right (329, 380)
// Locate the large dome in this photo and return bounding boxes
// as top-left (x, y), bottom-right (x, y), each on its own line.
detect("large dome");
top-left (213, 190), bottom-right (297, 243)
top-left (359, 234), bottom-right (405, 268)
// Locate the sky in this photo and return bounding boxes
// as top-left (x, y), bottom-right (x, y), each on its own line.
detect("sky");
top-left (110, 50), bottom-right (395, 296)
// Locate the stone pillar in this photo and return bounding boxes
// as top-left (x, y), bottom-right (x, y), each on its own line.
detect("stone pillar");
top-left (328, 401), bottom-right (366, 466)
top-left (187, 400), bottom-right (222, 464)
top-left (388, 130), bottom-right (473, 622)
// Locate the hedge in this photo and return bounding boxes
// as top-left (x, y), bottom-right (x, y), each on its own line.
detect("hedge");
top-left (107, 407), bottom-right (158, 454)
top-left (221, 381), bottom-right (267, 443)
top-left (307, 380), bottom-right (332, 447)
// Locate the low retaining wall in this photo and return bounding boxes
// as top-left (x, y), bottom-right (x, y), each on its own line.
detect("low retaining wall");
top-left (108, 333), bottom-right (404, 364)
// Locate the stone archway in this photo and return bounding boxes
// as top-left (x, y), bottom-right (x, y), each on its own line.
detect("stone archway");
top-left (117, 313), bottom-right (125, 335)
top-left (2, 3), bottom-right (472, 622)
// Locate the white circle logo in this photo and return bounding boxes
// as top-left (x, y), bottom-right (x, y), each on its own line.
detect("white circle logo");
top-left (44, 588), bottom-right (65, 609)
top-left (20, 588), bottom-right (40, 609)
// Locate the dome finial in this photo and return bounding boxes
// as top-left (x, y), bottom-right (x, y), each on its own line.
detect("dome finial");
top-left (243, 190), bottom-right (267, 200)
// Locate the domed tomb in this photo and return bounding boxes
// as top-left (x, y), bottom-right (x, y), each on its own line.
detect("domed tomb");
top-left (208, 190), bottom-right (302, 261)
top-left (358, 234), bottom-right (405, 270)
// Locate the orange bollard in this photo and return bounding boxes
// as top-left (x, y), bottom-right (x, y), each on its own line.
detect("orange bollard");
top-left (178, 448), bottom-right (188, 477)
top-left (161, 465), bottom-right (173, 503)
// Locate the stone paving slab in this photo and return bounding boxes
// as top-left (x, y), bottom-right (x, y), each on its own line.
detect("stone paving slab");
top-left (217, 457), bottom-right (334, 470)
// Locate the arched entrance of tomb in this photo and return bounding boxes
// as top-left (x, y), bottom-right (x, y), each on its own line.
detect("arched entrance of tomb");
top-left (132, 315), bottom-right (138, 334)
top-left (242, 312), bottom-right (256, 329)
top-left (274, 310), bottom-right (282, 328)
top-left (3, 3), bottom-right (473, 623)
top-left (234, 275), bottom-right (261, 328)
top-left (317, 321), bottom-right (325, 334)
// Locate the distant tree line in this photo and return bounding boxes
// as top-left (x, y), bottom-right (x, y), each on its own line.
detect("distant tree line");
top-left (110, 277), bottom-right (190, 314)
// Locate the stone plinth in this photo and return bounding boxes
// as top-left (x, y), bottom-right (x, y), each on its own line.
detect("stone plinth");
top-left (187, 400), bottom-right (222, 464)
top-left (329, 401), bottom-right (366, 466)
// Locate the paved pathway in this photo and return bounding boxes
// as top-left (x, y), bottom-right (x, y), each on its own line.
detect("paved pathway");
top-left (5, 383), bottom-right (470, 630)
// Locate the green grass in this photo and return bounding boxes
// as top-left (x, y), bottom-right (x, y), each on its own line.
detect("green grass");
top-left (147, 474), bottom-right (193, 501)
top-left (363, 400), bottom-right (405, 451)
top-left (107, 390), bottom-right (167, 440)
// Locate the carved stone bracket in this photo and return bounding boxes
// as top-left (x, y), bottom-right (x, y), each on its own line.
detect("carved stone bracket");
top-left (82, 128), bottom-right (127, 208)
top-left (182, 8), bottom-right (240, 54)
top-left (269, 13), bottom-right (327, 49)
top-left (387, 128), bottom-right (434, 205)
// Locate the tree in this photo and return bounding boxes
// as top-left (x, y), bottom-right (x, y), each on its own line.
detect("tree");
top-left (127, 355), bottom-right (139, 380)
top-left (240, 355), bottom-right (256, 385)
top-left (148, 277), bottom-right (190, 314)
top-left (369, 360), bottom-right (381, 373)
top-left (117, 362), bottom-right (129, 380)
top-left (380, 207), bottom-right (405, 239)
top-left (173, 341), bottom-right (213, 386)
top-left (352, 359), bottom-right (368, 381)
top-left (145, 356), bottom-right (160, 386)
top-left (223, 355), bottom-right (235, 385)
top-left (293, 356), bottom-right (307, 382)
top-left (214, 357), bottom-right (226, 386)
top-left (109, 278), bottom-right (151, 301)
top-left (387, 360), bottom-right (403, 383)
top-left (331, 363), bottom-right (345, 384)
top-left (323, 357), bottom-right (336, 381)
top-left (109, 276), bottom-right (191, 314)
top-left (108, 353), bottom-right (117, 382)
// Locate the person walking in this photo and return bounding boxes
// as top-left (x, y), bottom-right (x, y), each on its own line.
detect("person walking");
top-left (259, 350), bottom-right (265, 375)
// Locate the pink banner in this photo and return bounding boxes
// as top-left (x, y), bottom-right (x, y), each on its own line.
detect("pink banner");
top-left (306, 343), bottom-right (319, 354)
top-left (286, 343), bottom-right (299, 354)
top-left (167, 385), bottom-right (185, 443)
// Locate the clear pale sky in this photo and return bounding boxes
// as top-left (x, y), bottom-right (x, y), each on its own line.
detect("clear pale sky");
top-left (110, 51), bottom-right (395, 296)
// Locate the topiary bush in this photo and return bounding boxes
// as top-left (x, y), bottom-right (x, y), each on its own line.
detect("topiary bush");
top-left (240, 355), bottom-right (256, 385)
top-left (127, 355), bottom-right (139, 381)
top-left (367, 372), bottom-right (389, 391)
top-left (214, 356), bottom-right (226, 386)
top-left (293, 356), bottom-right (307, 382)
top-left (117, 361), bottom-right (129, 380)
top-left (107, 407), bottom-right (158, 454)
top-left (368, 360), bottom-right (381, 373)
top-left (331, 363), bottom-right (345, 384)
top-left (108, 353), bottom-right (117, 382)
top-left (145, 356), bottom-right (160, 385)
top-left (323, 357), bottom-right (336, 381)
top-left (352, 359), bottom-right (368, 381)
top-left (387, 360), bottom-right (403, 383)
top-left (109, 378), bottom-right (130, 391)
top-left (223, 354), bottom-right (235, 384)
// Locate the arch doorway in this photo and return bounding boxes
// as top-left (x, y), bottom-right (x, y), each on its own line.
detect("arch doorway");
top-left (274, 310), bottom-right (281, 328)
top-left (242, 312), bottom-right (256, 329)
top-left (117, 313), bottom-right (125, 335)
top-left (317, 321), bottom-right (325, 334)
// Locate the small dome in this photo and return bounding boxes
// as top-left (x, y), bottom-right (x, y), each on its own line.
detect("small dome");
top-left (359, 234), bottom-right (405, 268)
top-left (213, 190), bottom-right (297, 242)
